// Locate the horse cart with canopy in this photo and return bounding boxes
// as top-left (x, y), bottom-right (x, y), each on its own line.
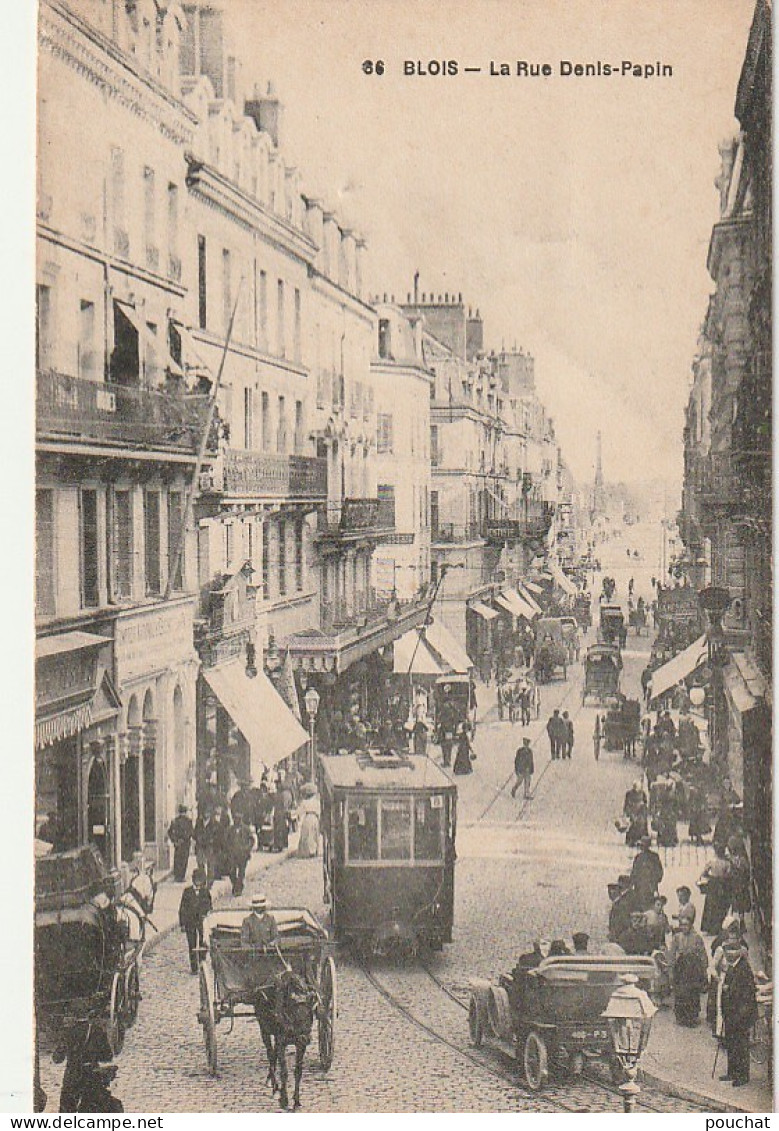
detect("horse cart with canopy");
top-left (603, 697), bottom-right (642, 753)
top-left (582, 644), bottom-right (623, 706)
top-left (533, 618), bottom-right (569, 683)
top-left (599, 605), bottom-right (626, 649)
top-left (197, 907), bottom-right (335, 1104)
top-left (468, 955), bottom-right (656, 1091)
top-left (572, 594), bottom-right (592, 631)
top-left (35, 846), bottom-right (150, 1060)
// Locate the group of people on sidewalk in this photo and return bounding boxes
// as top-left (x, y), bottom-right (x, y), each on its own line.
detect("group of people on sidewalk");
top-left (606, 831), bottom-right (767, 1089)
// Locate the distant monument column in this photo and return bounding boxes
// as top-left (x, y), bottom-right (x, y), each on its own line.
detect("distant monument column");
top-left (593, 431), bottom-right (606, 516)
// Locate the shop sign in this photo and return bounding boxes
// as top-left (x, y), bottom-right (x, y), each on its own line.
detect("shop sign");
top-left (36, 650), bottom-right (98, 713)
top-left (657, 586), bottom-right (700, 623)
top-left (115, 599), bottom-right (195, 683)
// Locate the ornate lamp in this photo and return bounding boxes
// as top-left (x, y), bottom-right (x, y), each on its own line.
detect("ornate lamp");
top-left (304, 687), bottom-right (321, 783)
top-left (602, 975), bottom-right (657, 1112)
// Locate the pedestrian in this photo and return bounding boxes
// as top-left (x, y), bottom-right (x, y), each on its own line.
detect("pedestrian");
top-left (452, 723), bottom-right (474, 775)
top-left (167, 804), bottom-right (193, 883)
top-left (229, 779), bottom-right (255, 827)
top-left (572, 932), bottom-right (589, 955)
top-left (699, 843), bottom-right (732, 936)
top-left (240, 893), bottom-right (279, 946)
top-left (726, 837), bottom-right (752, 930)
top-left (193, 806), bottom-right (218, 884)
top-left (271, 788), bottom-right (289, 852)
top-left (547, 709), bottom-right (562, 760)
top-left (609, 874), bottom-right (639, 943)
top-left (644, 895), bottom-right (671, 951)
top-left (178, 868), bottom-right (212, 974)
top-left (212, 806), bottom-right (232, 879)
top-left (437, 690), bottom-right (457, 768)
top-left (297, 782), bottom-right (321, 857)
top-left (229, 817), bottom-right (254, 896)
top-left (511, 738), bottom-right (534, 799)
top-left (673, 885), bottom-right (697, 929)
top-left (630, 835), bottom-right (664, 909)
top-left (593, 715), bottom-right (602, 761)
top-left (562, 711), bottom-right (574, 759)
top-left (520, 684), bottom-right (532, 726)
top-left (668, 915), bottom-right (708, 1026)
top-left (720, 939), bottom-right (758, 1086)
top-left (687, 782), bottom-right (711, 845)
top-left (620, 911), bottom-right (652, 956)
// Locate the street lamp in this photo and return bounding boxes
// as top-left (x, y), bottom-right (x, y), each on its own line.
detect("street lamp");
top-left (602, 974), bottom-right (657, 1112)
top-left (304, 687), bottom-right (320, 784)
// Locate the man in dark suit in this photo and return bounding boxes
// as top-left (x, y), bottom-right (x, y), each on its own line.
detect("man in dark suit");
top-left (630, 835), bottom-right (664, 909)
top-left (178, 868), bottom-right (212, 973)
top-left (167, 805), bottom-right (193, 882)
top-left (720, 940), bottom-right (758, 1087)
top-left (546, 709), bottom-right (563, 760)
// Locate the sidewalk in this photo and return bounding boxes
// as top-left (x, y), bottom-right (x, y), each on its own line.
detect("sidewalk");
top-left (639, 848), bottom-right (773, 1113)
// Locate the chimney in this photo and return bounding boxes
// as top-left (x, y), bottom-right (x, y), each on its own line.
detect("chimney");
top-left (407, 292), bottom-right (411, 303)
top-left (445, 292), bottom-right (449, 303)
top-left (413, 270), bottom-right (420, 303)
top-left (245, 81), bottom-right (282, 147)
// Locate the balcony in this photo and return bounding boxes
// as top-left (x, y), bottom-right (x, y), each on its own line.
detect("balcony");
top-left (317, 497), bottom-right (392, 539)
top-left (320, 589), bottom-right (394, 634)
top-left (483, 503), bottom-right (554, 545)
top-left (431, 522), bottom-right (483, 544)
top-left (698, 452), bottom-right (744, 517)
top-left (37, 369), bottom-right (217, 457)
top-left (218, 450), bottom-right (327, 499)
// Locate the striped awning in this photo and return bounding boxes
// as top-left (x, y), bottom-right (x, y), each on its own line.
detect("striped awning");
top-left (470, 601), bottom-right (499, 621)
top-left (35, 701), bottom-right (94, 749)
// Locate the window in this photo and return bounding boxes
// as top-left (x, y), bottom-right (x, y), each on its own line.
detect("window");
top-left (378, 318), bottom-right (392, 359)
top-left (380, 799), bottom-right (412, 860)
top-left (225, 522), bottom-right (234, 569)
top-left (276, 395), bottom-right (287, 453)
top-left (143, 166), bottom-right (156, 268)
top-left (277, 279), bottom-right (285, 357)
top-left (197, 235), bottom-right (207, 329)
top-left (143, 748), bottom-right (156, 842)
top-left (36, 285), bottom-right (51, 370)
top-left (108, 488), bottom-right (133, 600)
top-left (144, 321), bottom-right (160, 383)
top-left (245, 520), bottom-right (254, 564)
top-left (377, 413), bottom-right (393, 454)
top-left (261, 391), bottom-right (271, 450)
top-left (144, 490), bottom-right (161, 595)
top-left (347, 799), bottom-right (378, 861)
top-left (414, 796), bottom-right (444, 861)
top-left (78, 300), bottom-right (96, 380)
top-left (294, 399), bottom-right (303, 452)
top-left (111, 300), bottom-right (139, 385)
top-left (294, 521), bottom-right (303, 590)
top-left (244, 387), bottom-right (254, 448)
top-left (80, 488), bottom-right (99, 608)
top-left (431, 425), bottom-right (440, 466)
top-left (261, 520), bottom-right (269, 599)
top-left (258, 269), bottom-right (268, 349)
top-left (167, 490), bottom-right (184, 592)
top-left (430, 490), bottom-right (439, 535)
top-left (293, 287), bottom-right (301, 361)
top-left (36, 488), bottom-right (55, 617)
top-left (110, 147), bottom-right (126, 252)
top-left (167, 183), bottom-right (179, 277)
top-left (222, 248), bottom-right (232, 335)
top-left (377, 484), bottom-right (395, 528)
top-left (278, 520), bottom-right (287, 596)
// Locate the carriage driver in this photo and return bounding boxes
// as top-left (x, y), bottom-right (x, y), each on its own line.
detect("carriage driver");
top-left (241, 893), bottom-right (279, 947)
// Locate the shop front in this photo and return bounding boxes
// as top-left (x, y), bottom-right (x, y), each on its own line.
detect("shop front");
top-left (113, 597), bottom-right (199, 869)
top-left (35, 631), bottom-right (120, 864)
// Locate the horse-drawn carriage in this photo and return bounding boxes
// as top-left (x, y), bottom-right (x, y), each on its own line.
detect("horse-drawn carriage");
top-left (35, 846), bottom-right (153, 1060)
top-left (533, 619), bottom-right (570, 683)
top-left (468, 956), bottom-right (656, 1091)
top-left (628, 605), bottom-right (648, 636)
top-left (582, 644), bottom-right (623, 706)
top-left (197, 908), bottom-right (335, 1107)
top-left (572, 593), bottom-right (592, 631)
top-left (599, 605), bottom-right (626, 649)
top-left (603, 697), bottom-right (642, 755)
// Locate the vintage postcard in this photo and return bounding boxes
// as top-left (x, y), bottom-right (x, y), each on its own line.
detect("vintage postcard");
top-left (29, 0), bottom-right (771, 1115)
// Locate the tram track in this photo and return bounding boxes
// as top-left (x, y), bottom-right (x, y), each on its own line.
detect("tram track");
top-left (354, 953), bottom-right (708, 1114)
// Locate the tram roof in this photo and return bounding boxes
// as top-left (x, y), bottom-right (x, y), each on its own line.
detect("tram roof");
top-left (319, 752), bottom-right (456, 792)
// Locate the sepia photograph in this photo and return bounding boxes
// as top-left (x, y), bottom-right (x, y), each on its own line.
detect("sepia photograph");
top-left (30, 0), bottom-right (771, 1114)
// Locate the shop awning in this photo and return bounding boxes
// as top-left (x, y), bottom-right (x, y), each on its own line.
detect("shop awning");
top-left (524, 580), bottom-right (544, 595)
top-left (115, 300), bottom-right (184, 378)
top-left (516, 582), bottom-right (543, 616)
top-left (549, 559), bottom-right (578, 596)
top-left (203, 662), bottom-right (308, 776)
top-left (424, 619), bottom-right (473, 673)
top-left (648, 635), bottom-right (708, 702)
top-left (470, 600), bottom-right (499, 621)
top-left (36, 631), bottom-right (112, 660)
top-left (393, 630), bottom-right (445, 675)
top-left (35, 632), bottom-right (115, 748)
top-left (496, 588), bottom-right (538, 621)
top-left (171, 320), bottom-right (213, 381)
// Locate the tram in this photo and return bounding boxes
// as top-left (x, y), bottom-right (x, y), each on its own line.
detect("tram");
top-left (318, 750), bottom-right (456, 953)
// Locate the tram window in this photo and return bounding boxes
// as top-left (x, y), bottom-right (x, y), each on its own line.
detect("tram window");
top-left (414, 798), bottom-right (444, 861)
top-left (347, 799), bottom-right (378, 861)
top-left (380, 799), bottom-right (412, 861)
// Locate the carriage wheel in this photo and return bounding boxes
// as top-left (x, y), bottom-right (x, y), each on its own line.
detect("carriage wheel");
top-left (317, 955), bottom-right (336, 1071)
top-left (124, 963), bottom-right (141, 1026)
top-left (107, 971), bottom-right (126, 1057)
top-left (468, 996), bottom-right (484, 1047)
top-left (199, 966), bottom-right (218, 1076)
top-left (522, 1030), bottom-right (549, 1092)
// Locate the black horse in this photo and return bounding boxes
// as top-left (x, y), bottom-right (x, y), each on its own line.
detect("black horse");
top-left (254, 968), bottom-right (317, 1110)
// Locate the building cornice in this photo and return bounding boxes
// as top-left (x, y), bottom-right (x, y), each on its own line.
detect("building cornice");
top-left (37, 223), bottom-right (187, 298)
top-left (186, 157), bottom-right (318, 267)
top-left (371, 360), bottom-right (434, 385)
top-left (40, 0), bottom-right (197, 148)
top-left (309, 269), bottom-right (376, 323)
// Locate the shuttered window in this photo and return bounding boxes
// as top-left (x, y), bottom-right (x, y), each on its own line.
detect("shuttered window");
top-left (377, 484), bottom-right (395, 528)
top-left (295, 521), bottom-right (304, 591)
top-left (377, 413), bottom-right (393, 454)
top-left (278, 520), bottom-right (287, 596)
top-left (107, 488), bottom-right (133, 601)
top-left (167, 490), bottom-right (183, 592)
top-left (144, 490), bottom-right (161, 596)
top-left (80, 488), bottom-right (99, 608)
top-left (36, 488), bottom-right (56, 617)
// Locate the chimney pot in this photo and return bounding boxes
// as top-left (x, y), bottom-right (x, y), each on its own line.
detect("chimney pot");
top-left (422, 293), bottom-right (426, 302)
top-left (459, 292), bottom-right (463, 302)
top-left (445, 292), bottom-right (449, 302)
top-left (407, 292), bottom-right (411, 303)
top-left (391, 294), bottom-right (395, 303)
top-left (383, 292), bottom-right (387, 303)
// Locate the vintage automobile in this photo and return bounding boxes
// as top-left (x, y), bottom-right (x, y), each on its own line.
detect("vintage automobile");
top-left (469, 955), bottom-right (656, 1091)
top-left (319, 749), bottom-right (456, 953)
top-left (582, 644), bottom-right (623, 706)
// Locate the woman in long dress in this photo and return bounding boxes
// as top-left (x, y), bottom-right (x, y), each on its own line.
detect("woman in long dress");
top-left (452, 725), bottom-right (473, 775)
top-left (699, 843), bottom-right (732, 935)
top-left (297, 787), bottom-right (321, 858)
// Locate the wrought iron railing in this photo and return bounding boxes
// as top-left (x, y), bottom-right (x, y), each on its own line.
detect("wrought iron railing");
top-left (222, 450), bottom-right (327, 497)
top-left (320, 497), bottom-right (388, 533)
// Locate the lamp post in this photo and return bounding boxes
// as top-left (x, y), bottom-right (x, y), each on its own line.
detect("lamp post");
top-left (602, 974), bottom-right (657, 1112)
top-left (304, 687), bottom-right (320, 784)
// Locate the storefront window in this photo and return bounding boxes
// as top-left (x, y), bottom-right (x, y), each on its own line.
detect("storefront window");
top-left (380, 799), bottom-right (411, 861)
top-left (414, 796), bottom-right (444, 861)
top-left (347, 798), bottom-right (378, 861)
